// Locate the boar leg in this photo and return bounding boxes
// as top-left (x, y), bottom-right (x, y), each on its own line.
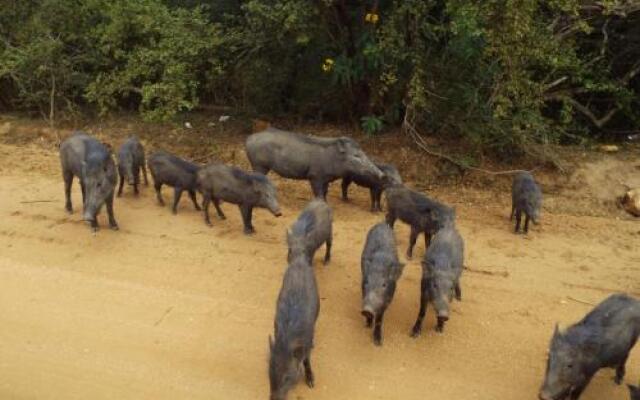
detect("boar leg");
top-left (372, 188), bottom-right (383, 212)
top-left (510, 204), bottom-right (515, 220)
top-left (363, 312), bottom-right (373, 328)
top-left (63, 171), bottom-right (74, 213)
top-left (117, 174), bottom-right (125, 197)
top-left (514, 209), bottom-right (522, 233)
top-left (569, 384), bottom-right (587, 400)
top-left (310, 180), bottom-right (325, 199)
top-left (368, 189), bottom-right (377, 212)
top-left (323, 235), bottom-right (332, 265)
top-left (385, 212), bottom-right (397, 228)
top-left (106, 193), bottom-right (118, 230)
top-left (303, 357), bottom-right (314, 388)
top-left (524, 214), bottom-right (530, 234)
top-left (155, 182), bottom-right (165, 206)
top-left (142, 163), bottom-right (149, 185)
top-left (240, 204), bottom-right (255, 234)
top-left (133, 168), bottom-right (139, 195)
top-left (615, 356), bottom-right (628, 384)
top-left (341, 178), bottom-right (351, 201)
top-left (407, 226), bottom-right (418, 259)
top-left (213, 198), bottom-right (226, 219)
top-left (172, 187), bottom-right (183, 215)
top-left (454, 282), bottom-right (462, 301)
top-left (79, 180), bottom-right (86, 209)
top-left (411, 278), bottom-right (428, 338)
top-left (202, 192), bottom-right (212, 226)
top-left (188, 189), bottom-right (201, 211)
top-left (373, 312), bottom-right (384, 346)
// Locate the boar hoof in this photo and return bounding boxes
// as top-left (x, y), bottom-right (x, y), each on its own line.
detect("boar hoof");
top-left (305, 372), bottom-right (315, 388)
top-left (244, 227), bottom-right (256, 235)
top-left (373, 334), bottom-right (382, 346)
top-left (410, 326), bottom-right (422, 338)
top-left (110, 224), bottom-right (119, 231)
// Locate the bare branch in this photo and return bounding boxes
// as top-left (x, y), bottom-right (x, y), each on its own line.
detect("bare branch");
top-left (557, 95), bottom-right (620, 128)
top-left (544, 76), bottom-right (568, 91)
top-left (401, 105), bottom-right (542, 175)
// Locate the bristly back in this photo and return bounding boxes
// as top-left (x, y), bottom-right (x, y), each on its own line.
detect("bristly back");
top-left (231, 166), bottom-right (269, 184)
top-left (269, 128), bottom-right (358, 148)
top-left (290, 210), bottom-right (316, 238)
top-left (152, 151), bottom-right (200, 173)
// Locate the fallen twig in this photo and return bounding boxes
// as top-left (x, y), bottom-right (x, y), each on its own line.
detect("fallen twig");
top-left (154, 306), bottom-right (174, 327)
top-left (20, 200), bottom-right (56, 204)
top-left (463, 265), bottom-right (509, 278)
top-left (566, 296), bottom-right (596, 307)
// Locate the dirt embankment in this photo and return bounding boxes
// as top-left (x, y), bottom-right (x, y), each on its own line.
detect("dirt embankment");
top-left (0, 116), bottom-right (638, 400)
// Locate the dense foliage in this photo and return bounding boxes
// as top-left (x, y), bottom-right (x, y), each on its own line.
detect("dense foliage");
top-left (1, 0), bottom-right (638, 155)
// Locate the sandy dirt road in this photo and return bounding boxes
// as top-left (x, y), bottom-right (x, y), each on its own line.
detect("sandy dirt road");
top-left (0, 141), bottom-right (638, 400)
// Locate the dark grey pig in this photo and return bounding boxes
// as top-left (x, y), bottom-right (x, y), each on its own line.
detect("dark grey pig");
top-left (342, 161), bottom-right (403, 212)
top-left (246, 127), bottom-right (384, 200)
top-left (287, 199), bottom-right (333, 265)
top-left (361, 222), bottom-right (405, 346)
top-left (197, 163), bottom-right (282, 234)
top-left (411, 225), bottom-right (463, 337)
top-left (117, 136), bottom-right (148, 196)
top-left (539, 294), bottom-right (640, 400)
top-left (385, 185), bottom-right (455, 258)
top-left (59, 131), bottom-right (118, 231)
top-left (269, 255), bottom-right (320, 400)
top-left (148, 151), bottom-right (201, 214)
top-left (511, 171), bottom-right (542, 233)
top-left (630, 383), bottom-right (640, 400)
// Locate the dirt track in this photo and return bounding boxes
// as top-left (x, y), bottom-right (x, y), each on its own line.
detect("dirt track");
top-left (0, 140), bottom-right (639, 400)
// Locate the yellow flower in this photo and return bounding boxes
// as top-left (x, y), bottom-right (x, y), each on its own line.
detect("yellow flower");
top-left (322, 58), bottom-right (334, 72)
top-left (365, 13), bottom-right (379, 24)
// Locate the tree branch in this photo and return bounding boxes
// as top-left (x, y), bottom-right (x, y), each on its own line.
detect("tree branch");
top-left (401, 105), bottom-right (542, 175)
top-left (558, 95), bottom-right (620, 129)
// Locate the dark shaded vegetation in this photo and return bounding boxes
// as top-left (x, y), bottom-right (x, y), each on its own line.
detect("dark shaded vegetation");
top-left (1, 0), bottom-right (638, 159)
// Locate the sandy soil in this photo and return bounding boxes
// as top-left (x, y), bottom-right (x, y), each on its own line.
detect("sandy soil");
top-left (0, 132), bottom-right (639, 400)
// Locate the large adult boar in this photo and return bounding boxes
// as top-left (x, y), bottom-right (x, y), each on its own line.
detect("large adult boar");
top-left (197, 163), bottom-right (282, 234)
top-left (511, 171), bottom-right (542, 233)
top-left (59, 132), bottom-right (118, 232)
top-left (117, 136), bottom-right (148, 196)
top-left (269, 256), bottom-right (320, 400)
top-left (342, 161), bottom-right (403, 212)
top-left (385, 185), bottom-right (455, 258)
top-left (287, 199), bottom-right (333, 265)
top-left (411, 225), bottom-right (464, 337)
top-left (539, 294), bottom-right (640, 400)
top-left (148, 151), bottom-right (201, 215)
top-left (245, 127), bottom-right (384, 200)
top-left (361, 222), bottom-right (405, 346)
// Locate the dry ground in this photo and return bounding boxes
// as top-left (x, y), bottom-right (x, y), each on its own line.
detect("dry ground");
top-left (0, 118), bottom-right (638, 400)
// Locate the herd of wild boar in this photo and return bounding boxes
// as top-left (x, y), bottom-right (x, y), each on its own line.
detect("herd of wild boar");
top-left (58, 127), bottom-right (639, 400)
